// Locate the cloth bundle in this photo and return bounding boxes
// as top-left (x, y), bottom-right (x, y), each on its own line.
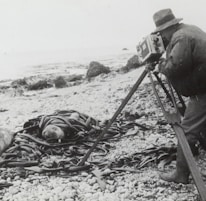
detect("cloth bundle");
top-left (25, 110), bottom-right (100, 141)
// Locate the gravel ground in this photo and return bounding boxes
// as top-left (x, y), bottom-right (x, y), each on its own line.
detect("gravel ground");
top-left (0, 68), bottom-right (205, 201)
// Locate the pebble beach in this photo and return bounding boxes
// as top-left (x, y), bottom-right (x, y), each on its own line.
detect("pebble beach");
top-left (0, 52), bottom-right (205, 201)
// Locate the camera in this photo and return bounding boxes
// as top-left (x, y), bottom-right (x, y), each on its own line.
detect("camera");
top-left (136, 33), bottom-right (165, 64)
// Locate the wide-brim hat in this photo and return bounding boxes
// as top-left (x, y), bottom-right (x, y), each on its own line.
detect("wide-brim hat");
top-left (153, 8), bottom-right (183, 33)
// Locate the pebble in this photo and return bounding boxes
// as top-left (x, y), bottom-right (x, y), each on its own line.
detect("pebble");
top-left (0, 179), bottom-right (7, 184)
top-left (92, 183), bottom-right (100, 191)
top-left (86, 174), bottom-right (93, 179)
top-left (102, 168), bottom-right (111, 175)
top-left (87, 177), bottom-right (96, 185)
top-left (81, 172), bottom-right (89, 177)
top-left (108, 185), bottom-right (116, 193)
top-left (13, 180), bottom-right (21, 186)
top-left (106, 179), bottom-right (114, 185)
top-left (6, 177), bottom-right (11, 183)
top-left (14, 175), bottom-right (20, 181)
top-left (8, 187), bottom-right (19, 195)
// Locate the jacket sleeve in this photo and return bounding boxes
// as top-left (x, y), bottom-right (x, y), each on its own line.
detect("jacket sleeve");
top-left (161, 35), bottom-right (193, 78)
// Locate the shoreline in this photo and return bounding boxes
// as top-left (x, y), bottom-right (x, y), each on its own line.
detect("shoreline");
top-left (0, 50), bottom-right (135, 82)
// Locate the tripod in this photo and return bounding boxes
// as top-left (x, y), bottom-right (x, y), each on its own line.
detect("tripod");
top-left (79, 67), bottom-right (206, 201)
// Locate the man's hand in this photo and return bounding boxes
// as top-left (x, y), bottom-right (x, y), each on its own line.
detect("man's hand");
top-left (157, 58), bottom-right (167, 73)
top-left (146, 62), bottom-right (156, 71)
top-left (146, 58), bottom-right (167, 72)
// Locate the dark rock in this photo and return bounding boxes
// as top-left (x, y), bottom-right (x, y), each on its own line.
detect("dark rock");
top-left (54, 76), bottom-right (68, 88)
top-left (28, 80), bottom-right (53, 90)
top-left (67, 74), bottom-right (83, 82)
top-left (117, 55), bottom-right (142, 73)
top-left (122, 48), bottom-right (128, 51)
top-left (86, 61), bottom-right (110, 79)
top-left (11, 78), bottom-right (28, 88)
top-left (116, 66), bottom-right (130, 73)
top-left (0, 85), bottom-right (10, 90)
top-left (0, 109), bottom-right (8, 113)
top-left (126, 55), bottom-right (141, 69)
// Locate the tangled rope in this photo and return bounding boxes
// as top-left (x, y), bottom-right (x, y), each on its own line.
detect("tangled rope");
top-left (0, 110), bottom-right (124, 172)
top-left (0, 110), bottom-right (177, 178)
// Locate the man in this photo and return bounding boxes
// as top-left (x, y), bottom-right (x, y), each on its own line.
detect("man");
top-left (152, 8), bottom-right (206, 184)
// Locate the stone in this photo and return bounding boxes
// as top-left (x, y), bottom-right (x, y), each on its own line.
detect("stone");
top-left (0, 179), bottom-right (7, 184)
top-left (117, 55), bottom-right (141, 73)
top-left (27, 79), bottom-right (53, 90)
top-left (0, 128), bottom-right (14, 156)
top-left (107, 180), bottom-right (114, 185)
top-left (87, 177), bottom-right (97, 185)
top-left (81, 172), bottom-right (89, 177)
top-left (67, 74), bottom-right (83, 82)
top-left (54, 76), bottom-right (68, 88)
top-left (86, 61), bottom-right (110, 79)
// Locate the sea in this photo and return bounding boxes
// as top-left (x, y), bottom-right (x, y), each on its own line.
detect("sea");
top-left (0, 46), bottom-right (136, 82)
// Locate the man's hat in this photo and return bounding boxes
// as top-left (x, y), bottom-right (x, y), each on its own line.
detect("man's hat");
top-left (153, 8), bottom-right (183, 33)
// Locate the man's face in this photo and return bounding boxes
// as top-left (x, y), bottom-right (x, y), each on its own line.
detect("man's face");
top-left (42, 125), bottom-right (65, 140)
top-left (159, 30), bottom-right (170, 48)
top-left (159, 25), bottom-right (176, 48)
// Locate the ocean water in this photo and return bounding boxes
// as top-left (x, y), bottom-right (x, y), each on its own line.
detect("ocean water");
top-left (0, 47), bottom-right (136, 81)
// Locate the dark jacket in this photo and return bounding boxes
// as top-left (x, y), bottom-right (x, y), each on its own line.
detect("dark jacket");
top-left (162, 23), bottom-right (206, 97)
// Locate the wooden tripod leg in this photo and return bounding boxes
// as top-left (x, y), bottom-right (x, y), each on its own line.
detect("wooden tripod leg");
top-left (78, 69), bottom-right (148, 166)
top-left (149, 71), bottom-right (206, 201)
top-left (173, 125), bottom-right (206, 201)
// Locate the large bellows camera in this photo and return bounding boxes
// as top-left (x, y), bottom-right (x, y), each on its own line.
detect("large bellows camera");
top-left (136, 34), bottom-right (165, 64)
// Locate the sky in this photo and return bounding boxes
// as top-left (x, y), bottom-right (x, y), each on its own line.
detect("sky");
top-left (1, 0), bottom-right (206, 80)
top-left (1, 0), bottom-right (206, 54)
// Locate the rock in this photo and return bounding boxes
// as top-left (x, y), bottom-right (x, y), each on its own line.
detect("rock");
top-left (108, 185), bottom-right (116, 193)
top-left (102, 168), bottom-right (111, 175)
top-left (107, 180), bottom-right (114, 185)
top-left (14, 175), bottom-right (20, 181)
top-left (65, 199), bottom-right (74, 201)
top-left (87, 177), bottom-right (97, 185)
top-left (0, 128), bottom-right (14, 156)
top-left (54, 76), bottom-right (68, 88)
top-left (92, 183), bottom-right (100, 190)
top-left (67, 74), bottom-right (83, 82)
top-left (126, 55), bottom-right (141, 69)
top-left (0, 179), bottom-right (7, 184)
top-left (118, 55), bottom-right (141, 73)
top-left (27, 80), bottom-right (53, 90)
top-left (86, 61), bottom-right (110, 79)
top-left (11, 78), bottom-right (28, 88)
top-left (81, 172), bottom-right (89, 177)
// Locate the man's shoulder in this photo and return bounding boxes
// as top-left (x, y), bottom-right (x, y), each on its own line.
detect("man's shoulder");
top-left (172, 24), bottom-right (203, 42)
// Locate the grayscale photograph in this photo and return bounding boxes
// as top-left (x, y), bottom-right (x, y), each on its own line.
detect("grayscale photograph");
top-left (0, 0), bottom-right (206, 200)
